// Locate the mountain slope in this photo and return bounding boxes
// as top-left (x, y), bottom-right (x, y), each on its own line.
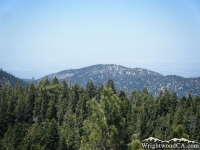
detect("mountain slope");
top-left (0, 69), bottom-right (26, 87)
top-left (37, 64), bottom-right (200, 97)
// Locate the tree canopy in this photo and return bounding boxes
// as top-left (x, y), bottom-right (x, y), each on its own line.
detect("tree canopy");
top-left (0, 78), bottom-right (199, 149)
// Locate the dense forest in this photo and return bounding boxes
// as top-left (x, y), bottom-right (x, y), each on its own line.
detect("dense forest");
top-left (0, 77), bottom-right (200, 150)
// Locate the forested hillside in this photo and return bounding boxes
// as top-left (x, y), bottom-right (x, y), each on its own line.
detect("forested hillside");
top-left (37, 64), bottom-right (200, 97)
top-left (0, 77), bottom-right (199, 150)
top-left (0, 69), bottom-right (26, 87)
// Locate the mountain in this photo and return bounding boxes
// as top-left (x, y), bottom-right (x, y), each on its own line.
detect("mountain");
top-left (22, 79), bottom-right (32, 83)
top-left (0, 68), bottom-right (26, 87)
top-left (37, 64), bottom-right (200, 97)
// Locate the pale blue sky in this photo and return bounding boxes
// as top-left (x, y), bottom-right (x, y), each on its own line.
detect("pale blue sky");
top-left (0, 0), bottom-right (200, 79)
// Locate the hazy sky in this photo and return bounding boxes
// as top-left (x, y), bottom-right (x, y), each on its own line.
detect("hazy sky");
top-left (1, 0), bottom-right (200, 79)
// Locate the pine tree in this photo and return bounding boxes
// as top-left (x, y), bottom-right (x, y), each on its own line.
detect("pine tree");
top-left (0, 85), bottom-right (16, 138)
top-left (154, 115), bottom-right (171, 140)
top-left (173, 105), bottom-right (184, 127)
top-left (106, 78), bottom-right (116, 93)
top-left (193, 109), bottom-right (200, 142)
top-left (61, 80), bottom-right (69, 99)
top-left (46, 100), bottom-right (57, 120)
top-left (57, 97), bottom-right (68, 124)
top-left (15, 93), bottom-right (26, 123)
top-left (27, 82), bottom-right (36, 119)
top-left (3, 123), bottom-right (27, 150)
top-left (118, 90), bottom-right (131, 148)
top-left (172, 125), bottom-right (189, 139)
top-left (71, 84), bottom-right (81, 113)
top-left (127, 134), bottom-right (143, 150)
top-left (59, 107), bottom-right (77, 149)
top-left (21, 123), bottom-right (45, 150)
top-left (52, 76), bottom-right (59, 85)
top-left (169, 92), bottom-right (178, 113)
top-left (80, 88), bottom-right (125, 150)
top-left (34, 97), bottom-right (42, 123)
top-left (86, 80), bottom-right (97, 99)
top-left (40, 88), bottom-right (49, 121)
top-left (44, 118), bottom-right (59, 150)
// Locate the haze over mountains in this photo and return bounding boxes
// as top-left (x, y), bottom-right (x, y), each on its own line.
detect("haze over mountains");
top-left (37, 64), bottom-right (200, 97)
top-left (0, 64), bottom-right (200, 97)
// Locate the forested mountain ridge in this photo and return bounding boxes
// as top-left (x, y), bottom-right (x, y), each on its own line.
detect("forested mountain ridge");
top-left (37, 64), bottom-right (200, 97)
top-left (0, 68), bottom-right (26, 86)
top-left (0, 78), bottom-right (200, 149)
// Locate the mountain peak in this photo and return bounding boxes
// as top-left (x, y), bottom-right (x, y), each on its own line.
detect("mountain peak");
top-left (37, 64), bottom-right (200, 97)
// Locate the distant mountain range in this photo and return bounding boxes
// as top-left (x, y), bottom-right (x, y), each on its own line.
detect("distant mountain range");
top-left (0, 69), bottom-right (26, 87)
top-left (36, 64), bottom-right (200, 97)
top-left (0, 65), bottom-right (199, 97)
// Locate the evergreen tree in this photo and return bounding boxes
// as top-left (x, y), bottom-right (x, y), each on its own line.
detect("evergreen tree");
top-left (155, 90), bottom-right (169, 117)
top-left (118, 90), bottom-right (131, 147)
top-left (106, 78), bottom-right (116, 93)
top-left (44, 77), bottom-right (50, 85)
top-left (172, 125), bottom-right (189, 139)
top-left (0, 85), bottom-right (16, 137)
top-left (127, 134), bottom-right (143, 150)
top-left (34, 97), bottom-right (42, 123)
top-left (61, 80), bottom-right (69, 99)
top-left (1, 77), bottom-right (200, 149)
top-left (52, 76), bottom-right (59, 85)
top-left (40, 88), bottom-right (49, 121)
top-left (46, 100), bottom-right (57, 120)
top-left (27, 82), bottom-right (36, 119)
top-left (154, 115), bottom-right (171, 140)
top-left (169, 92), bottom-right (178, 113)
top-left (44, 118), bottom-right (59, 150)
top-left (80, 88), bottom-right (124, 150)
top-left (86, 80), bottom-right (97, 99)
top-left (21, 123), bottom-right (45, 150)
top-left (193, 109), bottom-right (200, 142)
top-left (59, 107), bottom-right (77, 150)
top-left (71, 84), bottom-right (81, 113)
top-left (57, 97), bottom-right (68, 124)
top-left (173, 105), bottom-right (184, 127)
top-left (14, 92), bottom-right (26, 123)
top-left (3, 123), bottom-right (27, 150)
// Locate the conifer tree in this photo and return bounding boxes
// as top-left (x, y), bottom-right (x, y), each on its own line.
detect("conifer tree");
top-left (193, 109), bottom-right (200, 142)
top-left (173, 105), bottom-right (184, 127)
top-left (57, 97), bottom-right (68, 124)
top-left (3, 123), bottom-right (26, 150)
top-left (61, 80), bottom-right (69, 99)
top-left (21, 123), bottom-right (45, 150)
top-left (86, 80), bottom-right (97, 99)
top-left (52, 76), bottom-right (59, 85)
top-left (46, 100), bottom-right (57, 120)
top-left (40, 88), bottom-right (49, 121)
top-left (106, 78), bottom-right (116, 93)
top-left (172, 125), bottom-right (189, 139)
top-left (71, 84), bottom-right (81, 113)
top-left (118, 90), bottom-right (131, 147)
top-left (80, 88), bottom-right (124, 150)
top-left (169, 92), bottom-right (178, 113)
top-left (127, 134), bottom-right (143, 150)
top-left (27, 82), bottom-right (36, 118)
top-left (59, 107), bottom-right (77, 149)
top-left (44, 118), bottom-right (59, 150)
top-left (0, 85), bottom-right (15, 137)
top-left (15, 93), bottom-right (26, 123)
